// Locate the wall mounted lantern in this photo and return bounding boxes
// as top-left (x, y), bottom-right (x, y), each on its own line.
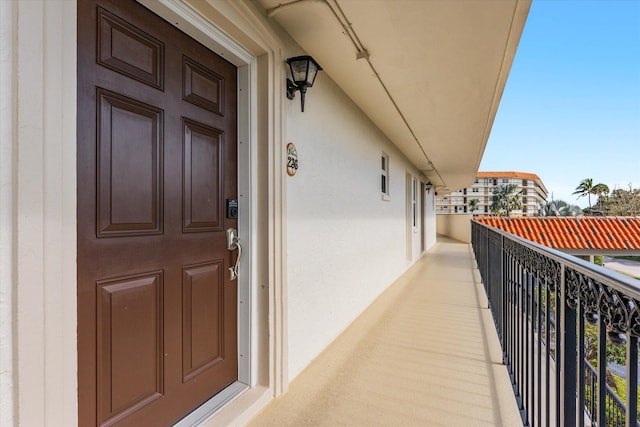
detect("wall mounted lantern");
top-left (425, 182), bottom-right (433, 193)
top-left (286, 55), bottom-right (322, 112)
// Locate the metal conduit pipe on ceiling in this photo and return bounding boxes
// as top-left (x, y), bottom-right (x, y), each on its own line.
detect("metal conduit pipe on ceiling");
top-left (266, 0), bottom-right (445, 188)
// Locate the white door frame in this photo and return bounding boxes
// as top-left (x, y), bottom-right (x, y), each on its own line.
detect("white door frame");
top-left (4, 0), bottom-right (288, 424)
top-left (139, 0), bottom-right (290, 408)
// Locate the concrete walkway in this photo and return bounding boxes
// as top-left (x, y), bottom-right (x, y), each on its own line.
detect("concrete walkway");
top-left (247, 237), bottom-right (522, 427)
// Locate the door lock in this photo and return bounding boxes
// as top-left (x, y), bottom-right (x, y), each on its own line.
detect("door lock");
top-left (226, 228), bottom-right (242, 281)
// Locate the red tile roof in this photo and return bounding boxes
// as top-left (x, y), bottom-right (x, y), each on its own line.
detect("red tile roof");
top-left (476, 171), bottom-right (541, 180)
top-left (475, 216), bottom-right (640, 251)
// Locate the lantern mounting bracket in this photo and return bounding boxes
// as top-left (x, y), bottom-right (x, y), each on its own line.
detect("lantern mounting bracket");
top-left (286, 78), bottom-right (301, 100)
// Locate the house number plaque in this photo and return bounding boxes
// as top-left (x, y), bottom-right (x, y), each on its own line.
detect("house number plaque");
top-left (286, 143), bottom-right (299, 176)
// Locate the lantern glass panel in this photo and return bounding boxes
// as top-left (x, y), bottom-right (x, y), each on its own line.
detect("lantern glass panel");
top-left (306, 61), bottom-right (319, 86)
top-left (289, 60), bottom-right (309, 84)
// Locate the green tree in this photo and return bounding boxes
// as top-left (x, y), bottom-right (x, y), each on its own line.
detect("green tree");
top-left (560, 203), bottom-right (584, 216)
top-left (538, 199), bottom-right (561, 216)
top-left (538, 199), bottom-right (583, 216)
top-left (573, 178), bottom-right (609, 213)
top-left (595, 185), bottom-right (640, 216)
top-left (490, 184), bottom-right (522, 217)
top-left (468, 198), bottom-right (479, 213)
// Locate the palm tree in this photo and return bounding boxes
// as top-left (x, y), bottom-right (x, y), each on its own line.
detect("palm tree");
top-left (490, 184), bottom-right (522, 217)
top-left (538, 199), bottom-right (583, 216)
top-left (538, 199), bottom-right (561, 216)
top-left (559, 202), bottom-right (583, 216)
top-left (468, 198), bottom-right (479, 213)
top-left (573, 178), bottom-right (609, 211)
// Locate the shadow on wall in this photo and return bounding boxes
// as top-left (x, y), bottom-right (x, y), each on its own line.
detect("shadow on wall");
top-left (436, 214), bottom-right (473, 243)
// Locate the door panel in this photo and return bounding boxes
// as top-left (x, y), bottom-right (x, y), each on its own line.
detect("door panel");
top-left (78, 0), bottom-right (238, 425)
top-left (97, 272), bottom-right (164, 423)
top-left (182, 56), bottom-right (224, 114)
top-left (97, 89), bottom-right (163, 236)
top-left (182, 261), bottom-right (225, 382)
top-left (97, 7), bottom-right (164, 89)
top-left (182, 119), bottom-right (224, 232)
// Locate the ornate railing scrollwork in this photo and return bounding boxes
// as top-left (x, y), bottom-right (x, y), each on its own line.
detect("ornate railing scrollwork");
top-left (564, 266), bottom-right (640, 338)
top-left (565, 267), bottom-right (581, 309)
top-left (629, 303), bottom-right (640, 337)
top-left (599, 287), bottom-right (630, 342)
top-left (503, 237), bottom-right (517, 258)
top-left (542, 258), bottom-right (560, 292)
top-left (580, 275), bottom-right (600, 324)
top-left (488, 229), bottom-right (501, 246)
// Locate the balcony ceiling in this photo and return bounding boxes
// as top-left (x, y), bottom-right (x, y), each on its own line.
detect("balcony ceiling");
top-left (257, 0), bottom-right (530, 192)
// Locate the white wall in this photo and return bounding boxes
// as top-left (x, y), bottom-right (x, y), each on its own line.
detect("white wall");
top-left (1, 2), bottom-right (78, 425)
top-left (0, 1), bottom-right (16, 424)
top-left (436, 214), bottom-right (473, 243)
top-left (285, 64), bottom-right (427, 379)
top-left (425, 190), bottom-right (437, 250)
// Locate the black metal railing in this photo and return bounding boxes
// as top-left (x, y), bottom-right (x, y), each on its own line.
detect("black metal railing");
top-left (471, 220), bottom-right (640, 427)
top-left (584, 359), bottom-right (627, 426)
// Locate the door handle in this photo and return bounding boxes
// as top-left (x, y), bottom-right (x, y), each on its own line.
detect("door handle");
top-left (226, 228), bottom-right (242, 281)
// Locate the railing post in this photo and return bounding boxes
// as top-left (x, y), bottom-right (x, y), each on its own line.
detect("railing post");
top-left (502, 235), bottom-right (507, 364)
top-left (626, 334), bottom-right (638, 427)
top-left (544, 276), bottom-right (551, 427)
top-left (597, 316), bottom-right (607, 427)
top-left (577, 307), bottom-right (585, 427)
top-left (555, 270), bottom-right (562, 427)
top-left (485, 229), bottom-right (490, 307)
top-left (560, 265), bottom-right (577, 426)
top-left (536, 273), bottom-right (542, 426)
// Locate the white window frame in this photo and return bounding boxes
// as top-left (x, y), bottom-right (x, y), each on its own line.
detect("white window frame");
top-left (381, 152), bottom-right (390, 200)
top-left (412, 176), bottom-right (418, 232)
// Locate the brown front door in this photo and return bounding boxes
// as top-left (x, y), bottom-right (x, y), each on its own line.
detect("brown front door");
top-left (77, 0), bottom-right (238, 425)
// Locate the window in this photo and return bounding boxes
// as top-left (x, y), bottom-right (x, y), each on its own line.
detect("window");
top-left (502, 178), bottom-right (509, 183)
top-left (412, 177), bottom-right (417, 229)
top-left (474, 178), bottom-right (479, 184)
top-left (381, 153), bottom-right (390, 198)
top-left (472, 188), bottom-right (479, 193)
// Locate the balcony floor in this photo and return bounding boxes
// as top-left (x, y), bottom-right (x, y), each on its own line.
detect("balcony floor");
top-left (247, 236), bottom-right (522, 426)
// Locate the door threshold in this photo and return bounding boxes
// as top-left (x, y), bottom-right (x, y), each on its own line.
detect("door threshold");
top-left (174, 382), bottom-right (249, 427)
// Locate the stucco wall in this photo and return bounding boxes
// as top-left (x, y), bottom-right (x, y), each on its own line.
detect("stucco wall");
top-left (285, 63), bottom-right (429, 379)
top-left (0, 1), bottom-right (15, 424)
top-left (1, 2), bottom-right (78, 425)
top-left (425, 190), bottom-right (437, 250)
top-left (436, 214), bottom-right (473, 243)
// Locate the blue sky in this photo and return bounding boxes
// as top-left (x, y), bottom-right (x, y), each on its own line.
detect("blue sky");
top-left (479, 0), bottom-right (640, 208)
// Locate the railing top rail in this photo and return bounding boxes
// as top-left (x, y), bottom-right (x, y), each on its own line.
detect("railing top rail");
top-left (472, 219), bottom-right (640, 300)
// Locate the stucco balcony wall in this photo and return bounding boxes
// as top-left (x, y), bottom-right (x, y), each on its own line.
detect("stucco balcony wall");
top-left (244, 236), bottom-right (521, 426)
top-left (437, 214), bottom-right (473, 244)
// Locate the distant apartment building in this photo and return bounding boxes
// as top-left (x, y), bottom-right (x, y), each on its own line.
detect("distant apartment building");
top-left (436, 171), bottom-right (549, 216)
